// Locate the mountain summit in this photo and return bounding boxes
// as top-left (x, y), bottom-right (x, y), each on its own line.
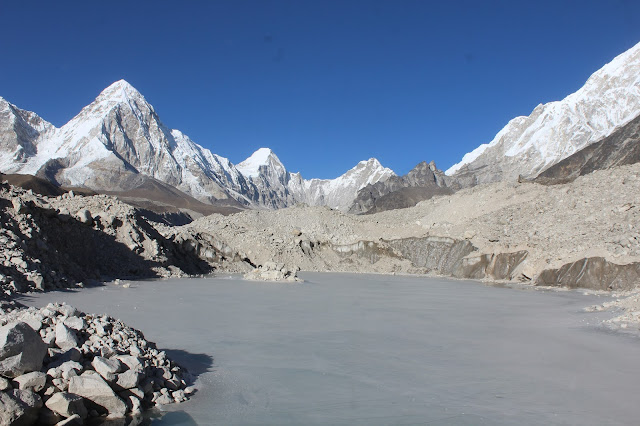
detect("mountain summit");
top-left (0, 80), bottom-right (394, 211)
top-left (447, 41), bottom-right (640, 185)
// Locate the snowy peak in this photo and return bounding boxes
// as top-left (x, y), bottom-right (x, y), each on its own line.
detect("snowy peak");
top-left (237, 148), bottom-right (285, 178)
top-left (0, 81), bottom-right (396, 211)
top-left (97, 79), bottom-right (145, 104)
top-left (0, 97), bottom-right (55, 172)
top-left (74, 79), bottom-right (151, 124)
top-left (447, 41), bottom-right (640, 183)
top-left (345, 158), bottom-right (391, 179)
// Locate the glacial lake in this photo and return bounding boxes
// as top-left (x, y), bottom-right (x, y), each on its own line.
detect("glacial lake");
top-left (16, 273), bottom-right (640, 425)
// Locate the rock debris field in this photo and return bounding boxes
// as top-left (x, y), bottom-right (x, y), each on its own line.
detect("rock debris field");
top-left (0, 164), bottom-right (640, 423)
top-left (0, 301), bottom-right (193, 424)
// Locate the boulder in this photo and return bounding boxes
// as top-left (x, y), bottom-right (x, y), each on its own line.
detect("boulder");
top-left (62, 317), bottom-right (86, 331)
top-left (0, 321), bottom-right (47, 378)
top-left (56, 305), bottom-right (78, 318)
top-left (0, 389), bottom-right (43, 425)
top-left (55, 323), bottom-right (79, 351)
top-left (67, 375), bottom-right (127, 418)
top-left (18, 313), bottom-right (44, 332)
top-left (91, 356), bottom-right (124, 378)
top-left (115, 370), bottom-right (141, 390)
top-left (76, 209), bottom-right (92, 225)
top-left (45, 392), bottom-right (88, 420)
top-left (12, 371), bottom-right (47, 392)
top-left (114, 355), bottom-right (143, 372)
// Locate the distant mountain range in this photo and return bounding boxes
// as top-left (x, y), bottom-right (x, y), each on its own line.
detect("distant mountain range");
top-left (0, 81), bottom-right (394, 212)
top-left (1, 41), bottom-right (640, 215)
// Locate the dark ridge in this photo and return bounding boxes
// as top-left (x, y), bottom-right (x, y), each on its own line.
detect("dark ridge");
top-left (0, 172), bottom-right (66, 197)
top-left (349, 161), bottom-right (459, 214)
top-left (535, 113), bottom-right (640, 185)
top-left (363, 186), bottom-right (453, 214)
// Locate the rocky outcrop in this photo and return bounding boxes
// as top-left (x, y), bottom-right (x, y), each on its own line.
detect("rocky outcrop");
top-left (349, 161), bottom-right (455, 214)
top-left (535, 114), bottom-right (640, 185)
top-left (536, 257), bottom-right (640, 290)
top-left (457, 251), bottom-right (530, 281)
top-left (0, 180), bottom-right (214, 296)
top-left (0, 302), bottom-right (195, 423)
top-left (386, 237), bottom-right (474, 275)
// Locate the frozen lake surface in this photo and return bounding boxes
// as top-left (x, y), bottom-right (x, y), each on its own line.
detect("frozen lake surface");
top-left (16, 273), bottom-right (640, 425)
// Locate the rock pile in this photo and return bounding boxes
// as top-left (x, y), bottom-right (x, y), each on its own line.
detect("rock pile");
top-left (0, 302), bottom-right (194, 424)
top-left (243, 261), bottom-right (301, 282)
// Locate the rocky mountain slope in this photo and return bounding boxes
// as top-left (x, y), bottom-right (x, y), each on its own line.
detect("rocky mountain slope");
top-left (535, 113), bottom-right (640, 185)
top-left (169, 162), bottom-right (640, 290)
top-left (0, 180), bottom-right (238, 296)
top-left (0, 83), bottom-right (394, 211)
top-left (447, 41), bottom-right (640, 185)
top-left (348, 161), bottom-right (456, 214)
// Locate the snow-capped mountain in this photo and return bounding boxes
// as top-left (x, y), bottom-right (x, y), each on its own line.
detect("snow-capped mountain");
top-left (2, 80), bottom-right (256, 205)
top-left (447, 41), bottom-right (640, 184)
top-left (237, 147), bottom-right (395, 210)
top-left (0, 97), bottom-right (55, 171)
top-left (0, 81), bottom-right (394, 211)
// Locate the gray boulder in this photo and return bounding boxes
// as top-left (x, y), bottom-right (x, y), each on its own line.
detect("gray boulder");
top-left (62, 317), bottom-right (86, 331)
top-left (45, 392), bottom-right (88, 420)
top-left (12, 371), bottom-right (47, 392)
top-left (115, 370), bottom-right (141, 390)
top-left (55, 323), bottom-right (79, 351)
top-left (67, 374), bottom-right (127, 418)
top-left (0, 321), bottom-right (47, 378)
top-left (91, 356), bottom-right (124, 379)
top-left (114, 355), bottom-right (143, 372)
top-left (0, 389), bottom-right (43, 425)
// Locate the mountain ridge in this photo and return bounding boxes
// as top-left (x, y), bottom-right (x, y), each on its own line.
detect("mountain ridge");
top-left (447, 40), bottom-right (640, 185)
top-left (0, 81), bottom-right (394, 211)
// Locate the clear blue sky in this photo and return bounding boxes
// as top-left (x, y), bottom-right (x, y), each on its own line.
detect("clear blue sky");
top-left (1, 1), bottom-right (639, 178)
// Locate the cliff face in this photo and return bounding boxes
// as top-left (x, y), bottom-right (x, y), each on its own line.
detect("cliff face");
top-left (535, 114), bottom-right (640, 185)
top-left (349, 161), bottom-right (456, 214)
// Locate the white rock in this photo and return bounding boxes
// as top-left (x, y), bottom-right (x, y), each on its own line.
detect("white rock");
top-left (55, 323), bottom-right (79, 351)
top-left (68, 375), bottom-right (127, 418)
top-left (12, 371), bottom-right (47, 392)
top-left (45, 391), bottom-right (88, 420)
